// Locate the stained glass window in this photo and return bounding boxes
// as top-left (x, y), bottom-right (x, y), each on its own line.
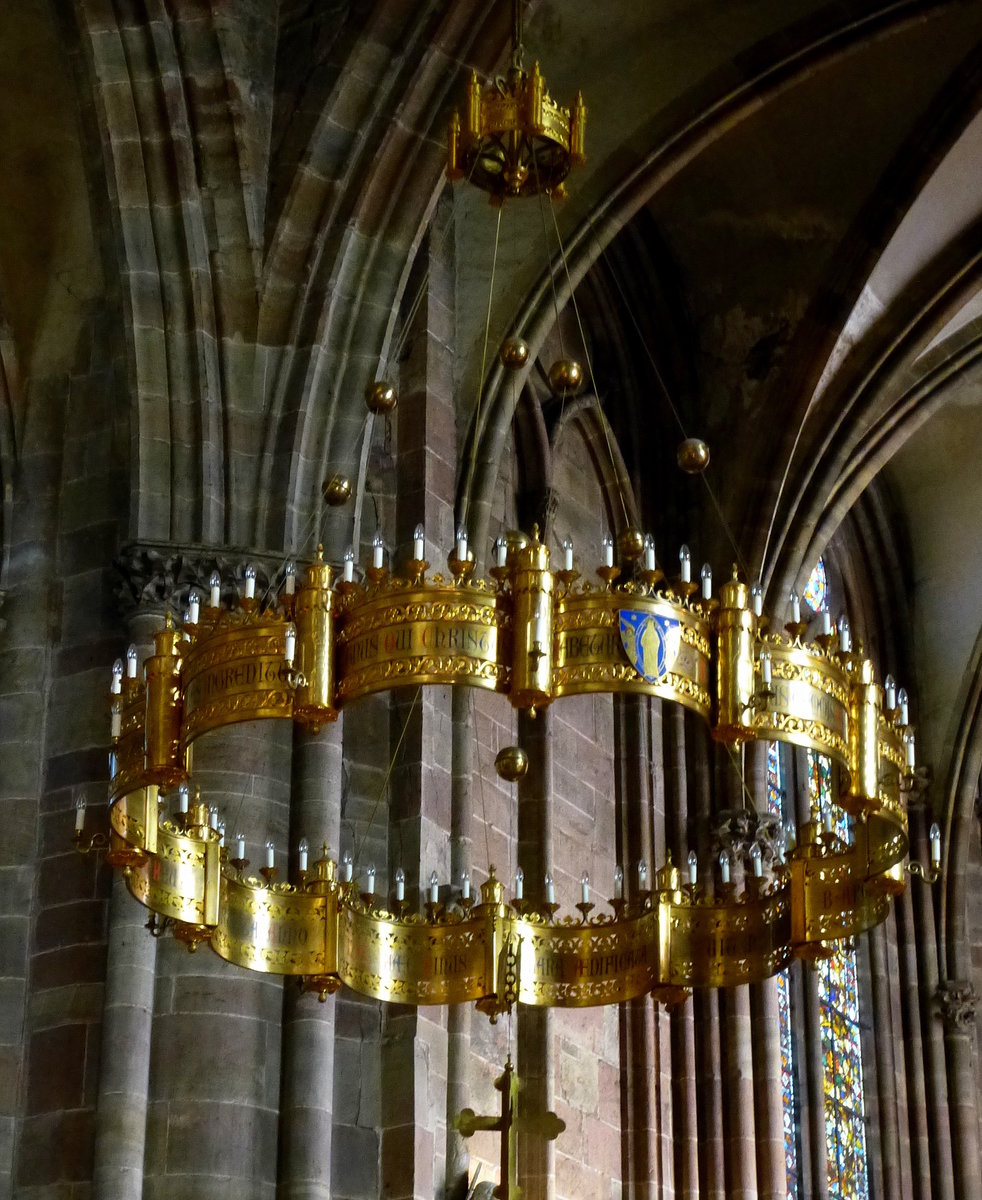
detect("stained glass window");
top-left (766, 742), bottom-right (799, 1200)
top-left (809, 748), bottom-right (869, 1200)
top-left (802, 558), bottom-right (828, 614)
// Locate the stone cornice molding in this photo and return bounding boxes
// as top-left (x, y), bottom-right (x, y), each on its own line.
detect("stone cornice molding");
top-left (112, 541), bottom-right (292, 621)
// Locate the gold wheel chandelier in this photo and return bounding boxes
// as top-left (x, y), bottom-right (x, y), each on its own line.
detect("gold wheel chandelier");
top-left (81, 528), bottom-right (933, 1015)
top-left (76, 3), bottom-right (940, 1025)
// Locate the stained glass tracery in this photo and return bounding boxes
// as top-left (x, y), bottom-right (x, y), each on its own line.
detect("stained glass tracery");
top-left (767, 742), bottom-right (799, 1200)
top-left (809, 748), bottom-right (869, 1200)
top-left (802, 557), bottom-right (828, 613)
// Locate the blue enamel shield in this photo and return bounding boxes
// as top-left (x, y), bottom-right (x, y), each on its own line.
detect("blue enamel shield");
top-left (618, 611), bottom-right (681, 682)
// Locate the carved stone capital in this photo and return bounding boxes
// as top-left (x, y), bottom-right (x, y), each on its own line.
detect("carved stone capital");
top-left (936, 980), bottom-right (978, 1031)
top-left (113, 541), bottom-right (290, 621)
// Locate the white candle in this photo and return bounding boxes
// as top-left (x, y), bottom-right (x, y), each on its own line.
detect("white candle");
top-left (637, 860), bottom-right (647, 890)
top-left (514, 867), bottom-right (524, 900)
top-left (235, 832), bottom-right (245, 861)
top-left (884, 674), bottom-right (896, 710)
top-left (265, 839), bottom-right (275, 869)
top-left (343, 547), bottom-right (354, 583)
top-left (760, 649), bottom-right (772, 687)
top-left (643, 534), bottom-right (655, 572)
top-left (188, 591), bottom-right (200, 625)
top-left (898, 688), bottom-right (909, 725)
top-left (687, 850), bottom-right (698, 886)
top-left (284, 622), bottom-right (296, 666)
top-left (126, 645), bottom-right (138, 679)
top-left (111, 659), bottom-right (123, 694)
top-left (789, 590), bottom-right (800, 624)
top-left (545, 872), bottom-right (555, 904)
top-left (413, 524), bottom-right (425, 561)
top-left (602, 534), bottom-right (614, 568)
top-left (751, 583), bottom-right (763, 618)
top-left (74, 797), bottom-right (86, 833)
top-left (285, 561), bottom-right (296, 595)
top-left (455, 526), bottom-right (468, 561)
top-left (298, 838), bottom-right (309, 872)
top-left (563, 537), bottom-right (574, 572)
top-left (209, 806), bottom-right (219, 831)
top-left (679, 545), bottom-right (691, 584)
top-left (366, 865), bottom-right (375, 895)
top-left (342, 852), bottom-right (353, 882)
top-left (209, 570), bottom-right (221, 608)
top-left (461, 871), bottom-right (471, 901)
top-left (821, 610), bottom-right (832, 636)
top-left (905, 729), bottom-right (916, 768)
top-left (218, 820), bottom-right (226, 848)
top-left (750, 843), bottom-right (763, 878)
top-left (244, 565), bottom-right (256, 600)
top-left (719, 849), bottom-right (730, 885)
top-left (110, 703), bottom-right (121, 740)
top-left (838, 617), bottom-right (851, 653)
top-left (495, 536), bottom-right (508, 568)
top-left (395, 867), bottom-right (405, 901)
top-left (580, 872), bottom-right (590, 904)
top-left (429, 871), bottom-right (439, 904)
top-left (701, 563), bottom-right (712, 600)
top-left (929, 822), bottom-right (941, 866)
top-left (824, 807), bottom-right (834, 833)
top-left (178, 783), bottom-right (189, 814)
top-left (372, 532), bottom-right (384, 569)
top-left (614, 864), bottom-right (624, 899)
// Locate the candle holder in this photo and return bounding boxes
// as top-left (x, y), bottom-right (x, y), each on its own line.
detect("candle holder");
top-left (448, 554), bottom-right (476, 582)
top-left (260, 865), bottom-right (278, 885)
top-left (74, 829), bottom-right (110, 856)
top-left (638, 567), bottom-right (663, 591)
top-left (365, 565), bottom-right (389, 585)
top-left (695, 596), bottom-right (719, 616)
top-left (425, 900), bottom-right (444, 922)
top-left (406, 557), bottom-right (429, 584)
top-left (511, 896), bottom-right (528, 916)
top-left (230, 857), bottom-right (250, 874)
top-left (360, 891), bottom-right (377, 909)
top-left (596, 565), bottom-right (620, 588)
top-left (542, 901), bottom-right (560, 920)
top-left (336, 578), bottom-right (362, 599)
top-left (458, 893), bottom-right (475, 915)
top-left (814, 631), bottom-right (836, 653)
top-left (674, 578), bottom-right (698, 603)
top-left (608, 896), bottom-right (626, 918)
top-left (575, 901), bottom-right (594, 920)
top-left (784, 619), bottom-right (809, 641)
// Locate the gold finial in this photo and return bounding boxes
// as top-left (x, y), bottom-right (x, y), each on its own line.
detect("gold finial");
top-left (316, 544), bottom-right (324, 561)
top-left (531, 522), bottom-right (540, 543)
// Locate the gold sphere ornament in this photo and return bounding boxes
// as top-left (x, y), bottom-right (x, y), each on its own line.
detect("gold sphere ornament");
top-left (618, 528), bottom-right (645, 563)
top-left (500, 337), bottom-right (530, 370)
top-left (494, 746), bottom-right (529, 783)
top-left (677, 438), bottom-right (711, 474)
top-left (547, 358), bottom-right (584, 397)
top-left (321, 475), bottom-right (353, 506)
top-left (365, 380), bottom-right (398, 414)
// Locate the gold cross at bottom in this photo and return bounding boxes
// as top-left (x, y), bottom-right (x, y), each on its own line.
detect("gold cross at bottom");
top-left (454, 1057), bottom-right (566, 1200)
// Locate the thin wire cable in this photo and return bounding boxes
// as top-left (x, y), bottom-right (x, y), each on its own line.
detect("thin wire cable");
top-left (354, 686), bottom-right (422, 869)
top-left (723, 741), bottom-right (759, 814)
top-left (548, 197), bottom-right (630, 528)
top-left (470, 690), bottom-right (494, 875)
top-left (582, 210), bottom-right (751, 574)
top-left (466, 203), bottom-right (505, 517)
